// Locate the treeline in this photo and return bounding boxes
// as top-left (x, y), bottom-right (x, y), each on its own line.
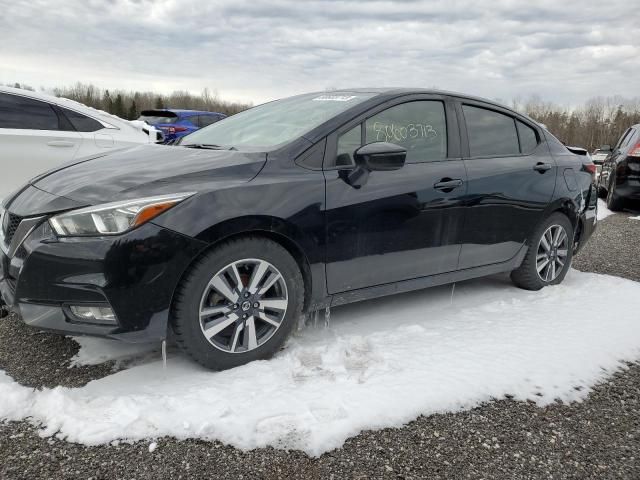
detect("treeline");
top-left (512, 95), bottom-right (640, 151)
top-left (49, 83), bottom-right (252, 120)
top-left (4, 82), bottom-right (251, 120)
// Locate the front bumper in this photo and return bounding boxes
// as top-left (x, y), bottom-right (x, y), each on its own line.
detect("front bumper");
top-left (0, 219), bottom-right (206, 342)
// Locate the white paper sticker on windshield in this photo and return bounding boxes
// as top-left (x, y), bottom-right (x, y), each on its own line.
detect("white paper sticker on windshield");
top-left (312, 95), bottom-right (358, 102)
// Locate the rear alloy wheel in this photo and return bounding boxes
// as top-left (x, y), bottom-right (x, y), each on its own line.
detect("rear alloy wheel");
top-left (606, 176), bottom-right (624, 211)
top-left (535, 225), bottom-right (569, 283)
top-left (171, 237), bottom-right (304, 370)
top-left (511, 212), bottom-right (574, 291)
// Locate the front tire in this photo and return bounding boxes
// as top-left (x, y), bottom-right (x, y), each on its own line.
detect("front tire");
top-left (171, 237), bottom-right (304, 370)
top-left (511, 213), bottom-right (574, 291)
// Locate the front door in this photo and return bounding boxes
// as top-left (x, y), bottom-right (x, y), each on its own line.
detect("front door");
top-left (324, 97), bottom-right (467, 294)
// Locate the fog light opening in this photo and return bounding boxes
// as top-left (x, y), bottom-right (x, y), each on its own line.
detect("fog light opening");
top-left (69, 305), bottom-right (117, 325)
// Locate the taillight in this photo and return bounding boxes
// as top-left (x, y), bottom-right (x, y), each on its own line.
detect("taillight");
top-left (583, 162), bottom-right (597, 181)
top-left (168, 126), bottom-right (188, 134)
top-left (629, 142), bottom-right (640, 158)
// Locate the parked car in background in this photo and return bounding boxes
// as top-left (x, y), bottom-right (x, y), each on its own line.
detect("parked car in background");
top-left (592, 146), bottom-right (611, 164)
top-left (138, 109), bottom-right (226, 144)
top-left (591, 145), bottom-right (611, 179)
top-left (0, 86), bottom-right (162, 199)
top-left (597, 125), bottom-right (640, 210)
top-left (0, 89), bottom-right (597, 370)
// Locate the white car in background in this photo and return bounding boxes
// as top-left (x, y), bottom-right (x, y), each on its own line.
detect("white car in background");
top-left (0, 86), bottom-right (162, 199)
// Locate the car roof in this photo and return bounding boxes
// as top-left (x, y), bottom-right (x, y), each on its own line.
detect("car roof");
top-left (0, 85), bottom-right (132, 128)
top-left (299, 87), bottom-right (540, 124)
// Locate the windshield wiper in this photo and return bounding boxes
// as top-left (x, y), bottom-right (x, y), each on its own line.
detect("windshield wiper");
top-left (183, 143), bottom-right (225, 150)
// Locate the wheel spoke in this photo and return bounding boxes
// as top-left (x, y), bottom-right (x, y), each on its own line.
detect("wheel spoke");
top-left (203, 313), bottom-right (238, 339)
top-left (549, 261), bottom-right (556, 281)
top-left (556, 248), bottom-right (568, 258)
top-left (258, 272), bottom-right (282, 296)
top-left (256, 311), bottom-right (281, 327)
top-left (540, 234), bottom-right (551, 252)
top-left (229, 262), bottom-right (244, 290)
top-left (551, 226), bottom-right (561, 246)
top-left (245, 316), bottom-right (258, 349)
top-left (209, 275), bottom-right (239, 303)
top-left (248, 261), bottom-right (269, 294)
top-left (200, 305), bottom-right (230, 319)
top-left (537, 258), bottom-right (550, 273)
top-left (556, 229), bottom-right (567, 247)
top-left (259, 298), bottom-right (287, 311)
top-left (230, 322), bottom-right (244, 352)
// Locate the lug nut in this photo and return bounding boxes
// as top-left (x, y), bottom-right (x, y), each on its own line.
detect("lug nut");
top-left (253, 302), bottom-right (259, 308)
top-left (233, 304), bottom-right (239, 309)
top-left (244, 292), bottom-right (250, 298)
top-left (242, 313), bottom-right (248, 319)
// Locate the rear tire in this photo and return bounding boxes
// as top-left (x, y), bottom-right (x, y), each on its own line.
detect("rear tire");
top-left (511, 212), bottom-right (574, 291)
top-left (606, 176), bottom-right (624, 211)
top-left (171, 236), bottom-right (304, 370)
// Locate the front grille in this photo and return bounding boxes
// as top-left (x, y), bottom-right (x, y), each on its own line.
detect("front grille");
top-left (3, 212), bottom-right (23, 245)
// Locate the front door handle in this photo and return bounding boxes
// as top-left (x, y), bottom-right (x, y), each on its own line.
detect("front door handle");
top-left (434, 178), bottom-right (463, 192)
top-left (533, 162), bottom-right (552, 173)
top-left (47, 140), bottom-right (75, 147)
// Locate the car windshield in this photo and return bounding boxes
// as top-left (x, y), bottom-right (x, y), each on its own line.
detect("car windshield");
top-left (182, 92), bottom-right (376, 149)
top-left (138, 111), bottom-right (178, 124)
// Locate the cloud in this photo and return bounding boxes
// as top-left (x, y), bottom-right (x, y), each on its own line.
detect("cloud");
top-left (0, 0), bottom-right (638, 105)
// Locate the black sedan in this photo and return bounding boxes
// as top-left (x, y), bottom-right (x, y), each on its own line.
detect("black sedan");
top-left (597, 124), bottom-right (640, 210)
top-left (0, 89), bottom-right (597, 370)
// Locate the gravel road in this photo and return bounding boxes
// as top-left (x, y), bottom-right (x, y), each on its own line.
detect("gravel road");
top-left (1, 208), bottom-right (639, 480)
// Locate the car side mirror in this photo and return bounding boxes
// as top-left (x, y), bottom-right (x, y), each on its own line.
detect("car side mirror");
top-left (354, 142), bottom-right (406, 171)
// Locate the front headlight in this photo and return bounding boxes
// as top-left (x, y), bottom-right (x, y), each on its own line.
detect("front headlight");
top-left (49, 193), bottom-right (195, 236)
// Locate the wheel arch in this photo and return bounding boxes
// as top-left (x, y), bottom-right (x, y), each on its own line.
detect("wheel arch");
top-left (168, 215), bottom-right (318, 329)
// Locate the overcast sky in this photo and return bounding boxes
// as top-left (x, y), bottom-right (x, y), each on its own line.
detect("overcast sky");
top-left (1, 0), bottom-right (638, 105)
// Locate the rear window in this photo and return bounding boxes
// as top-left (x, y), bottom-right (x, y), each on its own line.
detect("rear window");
top-left (138, 110), bottom-right (178, 125)
top-left (0, 92), bottom-right (59, 130)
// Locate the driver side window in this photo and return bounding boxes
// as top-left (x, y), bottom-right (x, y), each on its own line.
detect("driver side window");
top-left (336, 124), bottom-right (362, 167)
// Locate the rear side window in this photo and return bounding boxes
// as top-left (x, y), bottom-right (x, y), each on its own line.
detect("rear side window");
top-left (0, 93), bottom-right (59, 130)
top-left (516, 120), bottom-right (538, 153)
top-left (60, 107), bottom-right (103, 132)
top-left (463, 105), bottom-right (519, 157)
top-left (364, 101), bottom-right (447, 163)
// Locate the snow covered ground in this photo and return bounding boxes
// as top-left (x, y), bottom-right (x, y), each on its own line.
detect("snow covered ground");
top-left (597, 198), bottom-right (615, 221)
top-left (2, 269), bottom-right (640, 456)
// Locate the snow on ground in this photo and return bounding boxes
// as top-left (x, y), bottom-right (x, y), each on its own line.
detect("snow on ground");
top-left (597, 199), bottom-right (615, 221)
top-left (630, 215), bottom-right (640, 221)
top-left (2, 269), bottom-right (640, 456)
top-left (70, 336), bottom-right (159, 368)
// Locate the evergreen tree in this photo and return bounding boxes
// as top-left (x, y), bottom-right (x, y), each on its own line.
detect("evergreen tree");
top-left (154, 96), bottom-right (164, 109)
top-left (113, 94), bottom-right (125, 118)
top-left (127, 100), bottom-right (138, 120)
top-left (103, 90), bottom-right (113, 113)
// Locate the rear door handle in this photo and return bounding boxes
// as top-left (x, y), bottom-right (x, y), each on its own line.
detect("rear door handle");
top-left (533, 162), bottom-right (552, 172)
top-left (434, 179), bottom-right (463, 191)
top-left (47, 141), bottom-right (75, 147)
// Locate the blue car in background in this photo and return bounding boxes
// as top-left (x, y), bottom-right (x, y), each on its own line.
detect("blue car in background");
top-left (138, 109), bottom-right (226, 144)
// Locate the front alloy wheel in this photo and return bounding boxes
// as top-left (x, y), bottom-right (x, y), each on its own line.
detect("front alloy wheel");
top-left (199, 259), bottom-right (288, 353)
top-left (171, 237), bottom-right (304, 370)
top-left (535, 225), bottom-right (568, 282)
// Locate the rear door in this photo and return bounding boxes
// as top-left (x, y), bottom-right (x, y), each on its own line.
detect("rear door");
top-left (0, 92), bottom-right (81, 198)
top-left (457, 101), bottom-right (556, 269)
top-left (324, 95), bottom-right (468, 293)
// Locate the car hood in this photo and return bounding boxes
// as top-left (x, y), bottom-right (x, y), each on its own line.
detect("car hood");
top-left (29, 144), bottom-right (266, 207)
